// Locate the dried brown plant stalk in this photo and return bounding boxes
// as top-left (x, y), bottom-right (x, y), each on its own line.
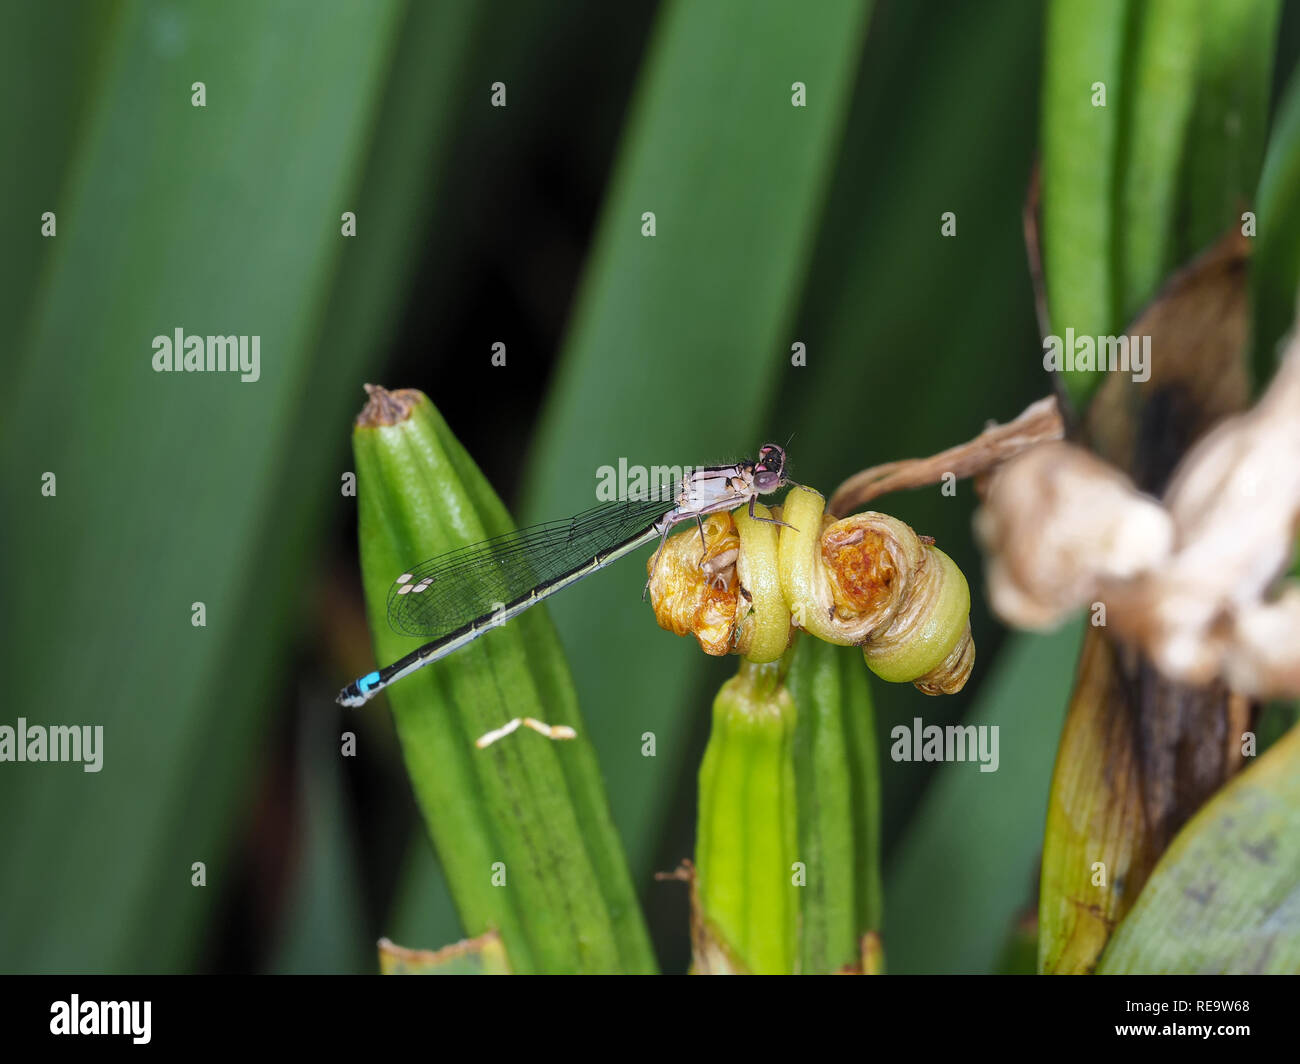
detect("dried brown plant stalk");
top-left (828, 395), bottom-right (1064, 518)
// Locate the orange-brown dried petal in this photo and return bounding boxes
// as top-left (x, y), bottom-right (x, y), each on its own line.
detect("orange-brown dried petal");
top-left (647, 513), bottom-right (742, 656)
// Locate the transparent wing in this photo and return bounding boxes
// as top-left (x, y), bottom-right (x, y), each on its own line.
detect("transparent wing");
top-left (386, 493), bottom-right (678, 638)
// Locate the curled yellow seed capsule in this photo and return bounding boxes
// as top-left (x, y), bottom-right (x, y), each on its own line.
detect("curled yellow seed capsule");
top-left (733, 502), bottom-right (792, 663)
top-left (779, 488), bottom-right (925, 645)
top-left (859, 544), bottom-right (973, 695)
top-left (780, 487), bottom-right (972, 694)
top-left (647, 486), bottom-right (973, 694)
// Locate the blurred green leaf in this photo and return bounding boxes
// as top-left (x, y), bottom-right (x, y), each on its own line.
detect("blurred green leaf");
top-left (1178, 0), bottom-right (1280, 262)
top-left (1099, 723), bottom-right (1300, 974)
top-left (1254, 51), bottom-right (1300, 384)
top-left (1116, 0), bottom-right (1200, 322)
top-left (0, 0), bottom-right (120, 361)
top-left (0, 0), bottom-right (406, 972)
top-left (382, 838), bottom-right (464, 965)
top-left (1040, 0), bottom-right (1126, 409)
top-left (270, 707), bottom-right (370, 975)
top-left (1258, 699), bottom-right (1300, 752)
top-left (1042, 0), bottom-right (1279, 410)
top-left (993, 913), bottom-right (1040, 975)
top-left (8, 0), bottom-right (1286, 980)
top-left (884, 623), bottom-right (1083, 974)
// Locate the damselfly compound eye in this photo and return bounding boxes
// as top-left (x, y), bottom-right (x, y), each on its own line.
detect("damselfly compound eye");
top-left (754, 471), bottom-right (780, 491)
top-left (755, 443), bottom-right (787, 483)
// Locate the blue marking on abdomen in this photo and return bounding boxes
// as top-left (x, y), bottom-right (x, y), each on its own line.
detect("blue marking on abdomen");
top-left (360, 670), bottom-right (381, 691)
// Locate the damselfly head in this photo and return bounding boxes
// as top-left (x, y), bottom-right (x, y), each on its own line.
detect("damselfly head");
top-left (753, 443), bottom-right (787, 492)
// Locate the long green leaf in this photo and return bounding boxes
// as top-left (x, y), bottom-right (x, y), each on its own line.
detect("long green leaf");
top-left (1042, 0), bottom-right (1279, 407)
top-left (885, 624), bottom-right (1083, 974)
top-left (1099, 723), bottom-right (1300, 974)
top-left (1116, 0), bottom-right (1200, 322)
top-left (0, 0), bottom-right (119, 361)
top-left (0, 0), bottom-right (406, 972)
top-left (269, 711), bottom-right (370, 974)
top-left (1040, 0), bottom-right (1127, 409)
top-left (1178, 0), bottom-right (1280, 262)
top-left (1254, 51), bottom-right (1300, 384)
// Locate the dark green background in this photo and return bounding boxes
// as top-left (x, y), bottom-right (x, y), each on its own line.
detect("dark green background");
top-left (2, 0), bottom-right (1296, 974)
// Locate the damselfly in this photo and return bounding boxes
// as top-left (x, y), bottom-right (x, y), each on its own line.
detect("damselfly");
top-left (337, 444), bottom-right (790, 709)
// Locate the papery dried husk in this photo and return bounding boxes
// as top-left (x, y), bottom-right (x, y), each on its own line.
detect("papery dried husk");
top-left (976, 344), bottom-right (1300, 696)
top-left (975, 441), bottom-right (1174, 630)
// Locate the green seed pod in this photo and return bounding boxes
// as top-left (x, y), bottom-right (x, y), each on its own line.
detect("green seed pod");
top-left (694, 659), bottom-right (800, 974)
top-left (785, 636), bottom-right (884, 974)
top-left (353, 385), bottom-right (654, 974)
